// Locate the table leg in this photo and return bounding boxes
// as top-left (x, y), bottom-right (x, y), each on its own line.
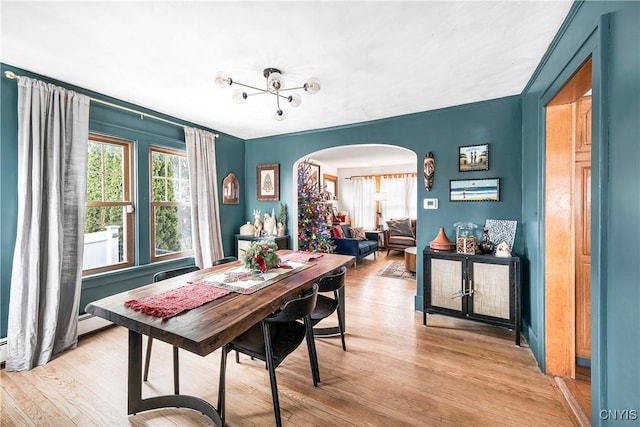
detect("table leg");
top-left (127, 330), bottom-right (222, 426)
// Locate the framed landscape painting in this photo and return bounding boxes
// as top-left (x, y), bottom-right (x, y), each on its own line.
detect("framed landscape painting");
top-left (256, 163), bottom-right (279, 201)
top-left (449, 178), bottom-right (500, 202)
top-left (459, 143), bottom-right (489, 172)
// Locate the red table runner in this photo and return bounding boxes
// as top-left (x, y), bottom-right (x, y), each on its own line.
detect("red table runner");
top-left (124, 283), bottom-right (231, 321)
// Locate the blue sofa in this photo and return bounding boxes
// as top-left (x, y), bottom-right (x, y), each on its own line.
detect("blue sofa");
top-left (330, 224), bottom-right (379, 266)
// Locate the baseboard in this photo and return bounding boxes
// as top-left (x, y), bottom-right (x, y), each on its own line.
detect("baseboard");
top-left (0, 314), bottom-right (112, 365)
top-left (77, 313), bottom-right (113, 336)
top-left (555, 376), bottom-right (591, 427)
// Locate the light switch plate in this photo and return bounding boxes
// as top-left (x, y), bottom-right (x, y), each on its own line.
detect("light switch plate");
top-left (424, 198), bottom-right (438, 209)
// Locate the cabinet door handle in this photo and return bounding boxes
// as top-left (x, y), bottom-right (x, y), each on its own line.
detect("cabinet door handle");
top-left (468, 279), bottom-right (474, 295)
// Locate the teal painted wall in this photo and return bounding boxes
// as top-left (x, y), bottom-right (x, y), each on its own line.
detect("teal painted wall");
top-left (244, 95), bottom-right (522, 312)
top-left (521, 1), bottom-right (639, 424)
top-left (0, 64), bottom-right (245, 339)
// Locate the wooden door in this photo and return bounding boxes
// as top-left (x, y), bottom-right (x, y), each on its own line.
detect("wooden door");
top-left (574, 96), bottom-right (592, 360)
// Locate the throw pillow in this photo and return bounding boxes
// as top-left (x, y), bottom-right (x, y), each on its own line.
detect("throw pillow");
top-left (386, 218), bottom-right (414, 237)
top-left (351, 227), bottom-right (367, 241)
top-left (332, 225), bottom-right (345, 239)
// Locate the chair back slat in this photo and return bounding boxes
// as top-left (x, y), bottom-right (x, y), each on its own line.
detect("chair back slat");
top-left (267, 284), bottom-right (318, 323)
top-left (212, 256), bottom-right (237, 267)
top-left (153, 265), bottom-right (200, 282)
top-left (317, 266), bottom-right (346, 293)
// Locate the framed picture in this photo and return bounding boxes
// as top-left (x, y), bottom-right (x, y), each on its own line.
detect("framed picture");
top-left (449, 178), bottom-right (500, 202)
top-left (459, 143), bottom-right (489, 172)
top-left (256, 163), bottom-right (279, 201)
top-left (222, 172), bottom-right (239, 204)
top-left (323, 173), bottom-right (338, 199)
top-left (307, 162), bottom-right (320, 184)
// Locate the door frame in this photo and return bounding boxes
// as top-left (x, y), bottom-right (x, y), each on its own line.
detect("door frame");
top-left (537, 15), bottom-right (610, 422)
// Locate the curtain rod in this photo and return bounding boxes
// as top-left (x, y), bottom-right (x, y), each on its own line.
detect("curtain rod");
top-left (4, 70), bottom-right (218, 138)
top-left (346, 172), bottom-right (417, 179)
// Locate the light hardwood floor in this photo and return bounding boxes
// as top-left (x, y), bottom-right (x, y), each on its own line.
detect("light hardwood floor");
top-left (1, 252), bottom-right (577, 426)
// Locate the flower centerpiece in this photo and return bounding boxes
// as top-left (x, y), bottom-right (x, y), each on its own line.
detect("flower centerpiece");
top-left (241, 240), bottom-right (280, 272)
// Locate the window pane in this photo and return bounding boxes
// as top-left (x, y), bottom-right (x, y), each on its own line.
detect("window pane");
top-left (86, 139), bottom-right (125, 202)
top-left (152, 152), bottom-right (165, 177)
top-left (104, 173), bottom-right (123, 201)
top-left (83, 206), bottom-right (126, 270)
top-left (151, 178), bottom-right (164, 202)
top-left (86, 172), bottom-right (103, 201)
top-left (154, 205), bottom-right (192, 257)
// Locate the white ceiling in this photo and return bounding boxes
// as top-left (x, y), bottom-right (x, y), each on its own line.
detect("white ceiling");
top-left (1, 1), bottom-right (573, 141)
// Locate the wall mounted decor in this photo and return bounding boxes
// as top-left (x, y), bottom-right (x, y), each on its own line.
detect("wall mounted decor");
top-left (323, 173), bottom-right (338, 199)
top-left (222, 172), bottom-right (239, 204)
top-left (459, 143), bottom-right (489, 172)
top-left (307, 162), bottom-right (320, 184)
top-left (485, 219), bottom-right (517, 251)
top-left (449, 178), bottom-right (500, 202)
top-left (424, 152), bottom-right (435, 191)
top-left (256, 163), bottom-right (280, 201)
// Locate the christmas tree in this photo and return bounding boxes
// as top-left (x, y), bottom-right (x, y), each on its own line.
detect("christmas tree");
top-left (297, 161), bottom-right (334, 253)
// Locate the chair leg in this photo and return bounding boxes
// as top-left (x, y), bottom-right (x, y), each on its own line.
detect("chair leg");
top-left (218, 346), bottom-right (228, 425)
top-left (172, 346), bottom-right (179, 395)
top-left (304, 316), bottom-right (321, 386)
top-left (143, 336), bottom-right (153, 382)
top-left (262, 323), bottom-right (282, 427)
top-left (335, 291), bottom-right (347, 351)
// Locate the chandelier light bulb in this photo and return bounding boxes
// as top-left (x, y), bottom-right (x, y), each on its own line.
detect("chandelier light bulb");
top-left (304, 77), bottom-right (321, 94)
top-left (274, 109), bottom-right (286, 121)
top-left (267, 71), bottom-right (284, 91)
top-left (232, 89), bottom-right (247, 104)
top-left (289, 93), bottom-right (302, 107)
top-left (214, 71), bottom-right (232, 88)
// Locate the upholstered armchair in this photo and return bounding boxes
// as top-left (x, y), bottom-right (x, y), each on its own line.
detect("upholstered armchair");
top-left (384, 218), bottom-right (417, 255)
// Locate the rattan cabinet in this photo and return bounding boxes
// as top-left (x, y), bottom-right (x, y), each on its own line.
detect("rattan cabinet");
top-left (422, 248), bottom-right (521, 345)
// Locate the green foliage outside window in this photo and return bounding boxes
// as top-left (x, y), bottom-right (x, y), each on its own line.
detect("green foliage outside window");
top-left (85, 141), bottom-right (126, 262)
top-left (151, 150), bottom-right (192, 256)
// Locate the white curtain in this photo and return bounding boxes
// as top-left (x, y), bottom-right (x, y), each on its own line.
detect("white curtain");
top-left (380, 175), bottom-right (417, 221)
top-left (184, 127), bottom-right (224, 267)
top-left (350, 177), bottom-right (376, 229)
top-left (6, 77), bottom-right (90, 371)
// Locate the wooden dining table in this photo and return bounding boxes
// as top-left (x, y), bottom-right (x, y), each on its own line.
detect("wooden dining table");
top-left (84, 250), bottom-right (355, 426)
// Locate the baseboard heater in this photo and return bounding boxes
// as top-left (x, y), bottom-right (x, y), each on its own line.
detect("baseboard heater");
top-left (0, 314), bottom-right (113, 365)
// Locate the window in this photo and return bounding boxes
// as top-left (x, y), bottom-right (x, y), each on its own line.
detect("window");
top-left (83, 134), bottom-right (134, 275)
top-left (150, 146), bottom-right (193, 261)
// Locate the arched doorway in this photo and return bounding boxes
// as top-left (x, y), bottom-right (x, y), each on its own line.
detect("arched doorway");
top-left (290, 144), bottom-right (417, 251)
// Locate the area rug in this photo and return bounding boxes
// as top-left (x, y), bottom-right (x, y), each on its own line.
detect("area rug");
top-left (378, 260), bottom-right (416, 280)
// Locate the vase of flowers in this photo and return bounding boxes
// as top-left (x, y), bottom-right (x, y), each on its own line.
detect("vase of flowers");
top-left (241, 240), bottom-right (280, 273)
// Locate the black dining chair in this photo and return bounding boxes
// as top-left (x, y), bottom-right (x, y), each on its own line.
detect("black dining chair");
top-left (211, 256), bottom-right (237, 267)
top-left (217, 284), bottom-right (320, 427)
top-left (143, 265), bottom-right (200, 394)
top-left (311, 266), bottom-right (347, 351)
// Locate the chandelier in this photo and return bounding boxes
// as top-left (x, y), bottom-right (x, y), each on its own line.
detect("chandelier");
top-left (214, 68), bottom-right (320, 121)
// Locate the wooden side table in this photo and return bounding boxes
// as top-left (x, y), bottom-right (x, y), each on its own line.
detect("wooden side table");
top-left (404, 246), bottom-right (417, 272)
